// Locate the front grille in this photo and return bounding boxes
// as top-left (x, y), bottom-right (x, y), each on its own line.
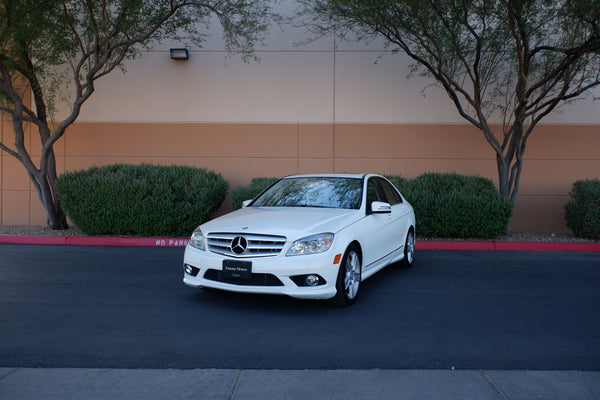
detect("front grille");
top-left (207, 233), bottom-right (286, 258)
top-left (204, 269), bottom-right (284, 286)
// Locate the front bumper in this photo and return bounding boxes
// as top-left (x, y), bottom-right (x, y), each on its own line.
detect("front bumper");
top-left (182, 244), bottom-right (340, 300)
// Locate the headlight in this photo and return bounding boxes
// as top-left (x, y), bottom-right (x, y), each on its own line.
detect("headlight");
top-left (286, 233), bottom-right (334, 256)
top-left (189, 228), bottom-right (206, 251)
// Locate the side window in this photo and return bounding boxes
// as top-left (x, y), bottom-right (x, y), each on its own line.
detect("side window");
top-left (366, 178), bottom-right (382, 207)
top-left (378, 178), bottom-right (403, 205)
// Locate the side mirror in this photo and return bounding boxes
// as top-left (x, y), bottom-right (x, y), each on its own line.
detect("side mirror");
top-left (242, 200), bottom-right (252, 208)
top-left (370, 201), bottom-right (391, 214)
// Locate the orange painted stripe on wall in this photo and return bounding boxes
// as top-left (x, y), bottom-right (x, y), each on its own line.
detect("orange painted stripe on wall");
top-left (1, 122), bottom-right (598, 231)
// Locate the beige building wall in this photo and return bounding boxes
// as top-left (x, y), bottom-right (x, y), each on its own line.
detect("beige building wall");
top-left (2, 121), bottom-right (598, 231)
top-left (1, 0), bottom-right (599, 231)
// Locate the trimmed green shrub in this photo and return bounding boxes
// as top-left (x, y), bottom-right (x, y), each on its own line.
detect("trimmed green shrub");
top-left (564, 178), bottom-right (600, 240)
top-left (230, 177), bottom-right (278, 210)
top-left (388, 172), bottom-right (513, 238)
top-left (56, 164), bottom-right (228, 236)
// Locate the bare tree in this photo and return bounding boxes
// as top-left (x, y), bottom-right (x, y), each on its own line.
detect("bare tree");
top-left (298, 0), bottom-right (600, 202)
top-left (0, 0), bottom-right (277, 229)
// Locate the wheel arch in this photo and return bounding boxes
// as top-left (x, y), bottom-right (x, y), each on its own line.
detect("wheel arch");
top-left (347, 240), bottom-right (363, 259)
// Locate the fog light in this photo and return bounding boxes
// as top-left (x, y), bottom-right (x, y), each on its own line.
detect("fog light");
top-left (306, 274), bottom-right (320, 287)
top-left (184, 264), bottom-right (200, 277)
top-left (290, 274), bottom-right (326, 287)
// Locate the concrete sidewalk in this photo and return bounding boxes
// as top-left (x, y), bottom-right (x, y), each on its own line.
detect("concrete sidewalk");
top-left (1, 368), bottom-right (599, 400)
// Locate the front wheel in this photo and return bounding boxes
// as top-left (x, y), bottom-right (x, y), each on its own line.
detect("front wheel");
top-left (328, 245), bottom-right (361, 306)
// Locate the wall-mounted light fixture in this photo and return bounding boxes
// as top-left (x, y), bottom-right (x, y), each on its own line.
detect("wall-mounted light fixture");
top-left (170, 48), bottom-right (189, 60)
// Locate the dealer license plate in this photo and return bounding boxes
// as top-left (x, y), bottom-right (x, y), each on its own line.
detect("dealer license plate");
top-left (222, 260), bottom-right (252, 279)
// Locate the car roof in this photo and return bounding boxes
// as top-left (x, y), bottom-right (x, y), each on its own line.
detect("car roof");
top-left (281, 173), bottom-right (370, 179)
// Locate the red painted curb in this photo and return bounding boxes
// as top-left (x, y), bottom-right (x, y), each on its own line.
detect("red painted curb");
top-left (494, 241), bottom-right (600, 252)
top-left (1, 235), bottom-right (598, 251)
top-left (417, 241), bottom-right (496, 251)
top-left (418, 240), bottom-right (600, 252)
top-left (0, 235), bottom-right (68, 245)
top-left (65, 236), bottom-right (190, 247)
top-left (0, 235), bottom-right (189, 247)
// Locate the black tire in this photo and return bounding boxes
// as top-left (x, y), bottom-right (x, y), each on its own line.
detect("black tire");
top-left (328, 245), bottom-right (362, 306)
top-left (398, 229), bottom-right (415, 269)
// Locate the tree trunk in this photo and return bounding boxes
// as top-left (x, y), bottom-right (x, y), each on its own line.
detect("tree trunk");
top-left (496, 155), bottom-right (511, 201)
top-left (495, 121), bottom-right (527, 204)
top-left (17, 147), bottom-right (68, 230)
top-left (38, 172), bottom-right (68, 230)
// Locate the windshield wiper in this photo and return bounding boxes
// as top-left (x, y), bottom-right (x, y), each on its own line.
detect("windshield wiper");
top-left (293, 204), bottom-right (335, 209)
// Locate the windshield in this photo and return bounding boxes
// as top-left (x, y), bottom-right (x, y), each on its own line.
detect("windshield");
top-left (252, 177), bottom-right (363, 209)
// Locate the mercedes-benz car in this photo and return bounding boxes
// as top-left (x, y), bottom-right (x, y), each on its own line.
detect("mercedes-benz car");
top-left (183, 173), bottom-right (415, 306)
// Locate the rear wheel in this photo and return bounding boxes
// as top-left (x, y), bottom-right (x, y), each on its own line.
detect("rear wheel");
top-left (328, 245), bottom-right (361, 306)
top-left (399, 229), bottom-right (415, 268)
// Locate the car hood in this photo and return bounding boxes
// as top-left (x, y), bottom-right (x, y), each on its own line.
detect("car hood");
top-left (200, 206), bottom-right (361, 240)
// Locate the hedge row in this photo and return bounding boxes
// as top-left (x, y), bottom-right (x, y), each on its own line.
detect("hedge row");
top-left (565, 178), bottom-right (600, 240)
top-left (229, 177), bottom-right (278, 210)
top-left (56, 164), bottom-right (227, 237)
top-left (57, 165), bottom-right (598, 240)
top-left (388, 173), bottom-right (513, 238)
top-left (233, 172), bottom-right (514, 239)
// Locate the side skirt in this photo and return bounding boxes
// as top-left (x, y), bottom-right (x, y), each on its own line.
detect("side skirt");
top-left (361, 246), bottom-right (404, 281)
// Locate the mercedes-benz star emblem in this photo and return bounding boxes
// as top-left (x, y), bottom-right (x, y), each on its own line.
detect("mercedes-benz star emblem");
top-left (231, 236), bottom-right (248, 255)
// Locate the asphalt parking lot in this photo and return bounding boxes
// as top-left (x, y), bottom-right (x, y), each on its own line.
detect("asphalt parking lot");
top-left (1, 243), bottom-right (599, 399)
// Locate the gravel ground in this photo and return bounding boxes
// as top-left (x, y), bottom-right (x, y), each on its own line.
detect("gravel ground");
top-left (0, 225), bottom-right (85, 237)
top-left (0, 225), bottom-right (596, 242)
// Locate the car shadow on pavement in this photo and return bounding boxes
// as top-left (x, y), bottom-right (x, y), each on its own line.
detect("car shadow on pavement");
top-left (184, 286), bottom-right (335, 314)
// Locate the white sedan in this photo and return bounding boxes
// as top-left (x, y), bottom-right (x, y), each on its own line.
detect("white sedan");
top-left (183, 174), bottom-right (415, 306)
